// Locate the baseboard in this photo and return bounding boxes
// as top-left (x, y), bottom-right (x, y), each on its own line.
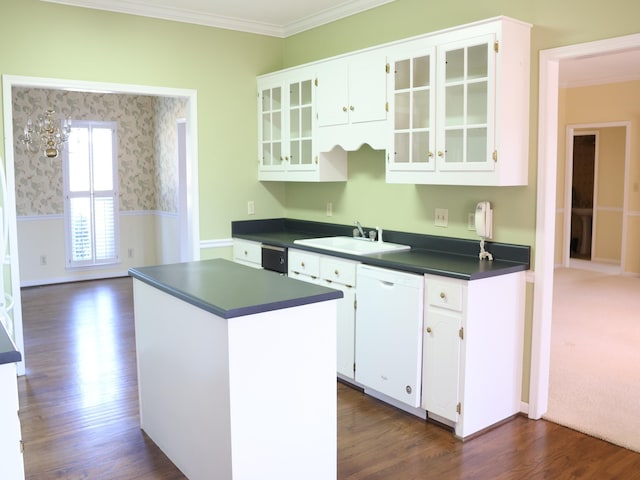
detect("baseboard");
top-left (21, 270), bottom-right (129, 288)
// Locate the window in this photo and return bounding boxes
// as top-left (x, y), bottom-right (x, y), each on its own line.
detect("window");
top-left (63, 121), bottom-right (119, 268)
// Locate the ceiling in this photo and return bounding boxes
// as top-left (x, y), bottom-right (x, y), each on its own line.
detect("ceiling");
top-left (560, 48), bottom-right (640, 88)
top-left (41, 0), bottom-right (394, 37)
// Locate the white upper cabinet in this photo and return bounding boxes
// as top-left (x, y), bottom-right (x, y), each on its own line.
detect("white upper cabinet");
top-left (257, 16), bottom-right (530, 185)
top-left (258, 67), bottom-right (347, 182)
top-left (316, 51), bottom-right (388, 151)
top-left (386, 17), bottom-right (531, 186)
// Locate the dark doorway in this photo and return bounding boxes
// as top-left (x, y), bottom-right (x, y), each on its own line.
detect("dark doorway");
top-left (570, 134), bottom-right (595, 259)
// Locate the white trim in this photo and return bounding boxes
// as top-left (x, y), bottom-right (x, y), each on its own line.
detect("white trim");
top-left (531, 32), bottom-right (640, 420)
top-left (20, 270), bottom-right (129, 288)
top-left (200, 238), bottom-right (233, 250)
top-left (40, 0), bottom-right (395, 38)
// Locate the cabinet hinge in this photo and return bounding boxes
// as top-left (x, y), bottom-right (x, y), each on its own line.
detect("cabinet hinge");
top-left (314, 78), bottom-right (318, 87)
top-left (354, 299), bottom-right (357, 310)
top-left (494, 41), bottom-right (499, 53)
top-left (456, 402), bottom-right (462, 414)
top-left (385, 101), bottom-right (389, 112)
top-left (314, 156), bottom-right (319, 164)
top-left (385, 63), bottom-right (390, 74)
top-left (20, 440), bottom-right (24, 454)
top-left (353, 362), bottom-right (356, 373)
top-left (459, 327), bottom-right (464, 340)
top-left (492, 150), bottom-right (498, 162)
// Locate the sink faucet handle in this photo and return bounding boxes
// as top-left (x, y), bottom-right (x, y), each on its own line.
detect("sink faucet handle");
top-left (376, 226), bottom-right (383, 242)
top-left (354, 220), bottom-right (365, 238)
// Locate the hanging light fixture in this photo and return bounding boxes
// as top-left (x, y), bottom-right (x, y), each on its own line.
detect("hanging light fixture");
top-left (21, 109), bottom-right (71, 159)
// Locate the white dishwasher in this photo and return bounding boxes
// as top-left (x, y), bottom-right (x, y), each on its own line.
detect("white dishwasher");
top-left (355, 264), bottom-right (424, 407)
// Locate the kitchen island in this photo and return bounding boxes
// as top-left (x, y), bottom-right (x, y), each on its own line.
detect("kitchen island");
top-left (129, 259), bottom-right (342, 480)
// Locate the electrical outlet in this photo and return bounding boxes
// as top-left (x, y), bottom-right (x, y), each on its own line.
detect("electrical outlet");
top-left (39, 255), bottom-right (47, 266)
top-left (326, 202), bottom-right (333, 217)
top-left (247, 200), bottom-right (255, 215)
top-left (128, 248), bottom-right (134, 258)
top-left (435, 208), bottom-right (448, 227)
top-left (468, 213), bottom-right (476, 230)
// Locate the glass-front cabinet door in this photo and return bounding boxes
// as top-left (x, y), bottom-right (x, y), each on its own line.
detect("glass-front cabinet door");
top-left (258, 81), bottom-right (284, 171)
top-left (437, 34), bottom-right (496, 172)
top-left (287, 78), bottom-right (315, 170)
top-left (388, 47), bottom-right (436, 176)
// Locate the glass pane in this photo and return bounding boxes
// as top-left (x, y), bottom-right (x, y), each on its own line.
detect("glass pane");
top-left (467, 128), bottom-right (487, 163)
top-left (272, 87), bottom-right (281, 110)
top-left (290, 83), bottom-right (300, 107)
top-left (262, 113), bottom-right (271, 141)
top-left (445, 85), bottom-right (464, 126)
top-left (395, 92), bottom-right (410, 130)
top-left (290, 140), bottom-right (299, 164)
top-left (273, 143), bottom-right (281, 165)
top-left (262, 143), bottom-right (272, 166)
top-left (468, 82), bottom-right (487, 124)
top-left (412, 131), bottom-right (430, 163)
top-left (445, 129), bottom-right (463, 163)
top-left (395, 59), bottom-right (410, 90)
top-left (445, 49), bottom-right (464, 82)
top-left (300, 80), bottom-right (312, 105)
top-left (290, 109), bottom-right (300, 138)
top-left (92, 128), bottom-right (113, 191)
top-left (301, 106), bottom-right (312, 137)
top-left (68, 127), bottom-right (90, 192)
top-left (394, 132), bottom-right (409, 163)
top-left (70, 197), bottom-right (92, 261)
top-left (413, 56), bottom-right (430, 87)
top-left (412, 90), bottom-right (429, 129)
top-left (301, 140), bottom-right (312, 165)
top-left (272, 112), bottom-right (281, 140)
top-left (468, 44), bottom-right (488, 79)
top-left (262, 89), bottom-right (271, 111)
top-left (94, 196), bottom-right (115, 260)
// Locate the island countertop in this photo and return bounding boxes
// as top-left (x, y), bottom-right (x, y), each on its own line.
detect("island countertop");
top-left (0, 321), bottom-right (21, 366)
top-left (129, 258), bottom-right (343, 319)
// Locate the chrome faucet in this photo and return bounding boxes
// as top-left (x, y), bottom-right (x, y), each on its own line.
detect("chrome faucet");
top-left (354, 220), bottom-right (365, 238)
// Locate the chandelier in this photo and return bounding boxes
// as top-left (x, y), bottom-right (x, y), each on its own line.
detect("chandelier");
top-left (21, 109), bottom-right (71, 159)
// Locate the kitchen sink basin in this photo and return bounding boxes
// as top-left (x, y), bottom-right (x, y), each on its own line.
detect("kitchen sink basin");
top-left (293, 236), bottom-right (411, 255)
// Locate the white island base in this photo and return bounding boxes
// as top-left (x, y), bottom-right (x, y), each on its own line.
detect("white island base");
top-left (132, 279), bottom-right (337, 480)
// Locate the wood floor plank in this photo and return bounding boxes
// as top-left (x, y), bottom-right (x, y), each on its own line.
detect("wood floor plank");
top-left (18, 278), bottom-right (640, 479)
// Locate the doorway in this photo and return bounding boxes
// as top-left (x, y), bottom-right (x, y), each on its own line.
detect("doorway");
top-left (569, 133), bottom-right (596, 260)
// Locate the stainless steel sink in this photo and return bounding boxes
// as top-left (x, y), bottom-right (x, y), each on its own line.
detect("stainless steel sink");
top-left (293, 236), bottom-right (410, 255)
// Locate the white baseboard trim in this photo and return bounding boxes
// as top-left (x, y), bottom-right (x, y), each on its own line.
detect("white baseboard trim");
top-left (520, 401), bottom-right (530, 416)
top-left (21, 270), bottom-right (129, 288)
top-left (200, 238), bottom-right (233, 249)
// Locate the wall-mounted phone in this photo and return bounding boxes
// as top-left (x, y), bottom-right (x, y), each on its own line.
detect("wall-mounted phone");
top-left (475, 201), bottom-right (493, 239)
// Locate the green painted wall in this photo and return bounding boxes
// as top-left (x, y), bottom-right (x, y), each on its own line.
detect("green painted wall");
top-left (0, 0), bottom-right (286, 243)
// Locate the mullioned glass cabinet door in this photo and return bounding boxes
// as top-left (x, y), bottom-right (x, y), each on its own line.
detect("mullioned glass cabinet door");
top-left (388, 48), bottom-right (436, 173)
top-left (288, 79), bottom-right (314, 169)
top-left (259, 84), bottom-right (284, 169)
top-left (437, 34), bottom-right (496, 172)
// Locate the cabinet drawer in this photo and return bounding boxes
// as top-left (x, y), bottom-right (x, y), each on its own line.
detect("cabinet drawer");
top-left (426, 279), bottom-right (463, 312)
top-left (233, 240), bottom-right (261, 265)
top-left (320, 256), bottom-right (358, 287)
top-left (288, 249), bottom-right (320, 278)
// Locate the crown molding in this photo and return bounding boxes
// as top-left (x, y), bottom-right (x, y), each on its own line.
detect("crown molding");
top-left (41, 0), bottom-right (394, 38)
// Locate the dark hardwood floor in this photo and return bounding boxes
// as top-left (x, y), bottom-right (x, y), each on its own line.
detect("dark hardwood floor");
top-left (18, 278), bottom-right (640, 479)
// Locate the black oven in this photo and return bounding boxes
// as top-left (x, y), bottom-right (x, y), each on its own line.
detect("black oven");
top-left (261, 244), bottom-right (288, 274)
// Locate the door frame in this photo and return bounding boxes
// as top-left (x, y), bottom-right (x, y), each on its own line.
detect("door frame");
top-left (531, 33), bottom-right (640, 419)
top-left (2, 75), bottom-right (201, 375)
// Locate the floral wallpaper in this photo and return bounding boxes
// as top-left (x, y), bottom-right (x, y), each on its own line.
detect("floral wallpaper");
top-left (12, 88), bottom-right (186, 216)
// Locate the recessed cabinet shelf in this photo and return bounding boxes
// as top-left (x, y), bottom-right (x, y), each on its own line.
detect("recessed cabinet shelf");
top-left (257, 16), bottom-right (531, 185)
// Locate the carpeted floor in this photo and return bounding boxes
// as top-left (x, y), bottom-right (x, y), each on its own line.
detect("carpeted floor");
top-left (544, 267), bottom-right (640, 453)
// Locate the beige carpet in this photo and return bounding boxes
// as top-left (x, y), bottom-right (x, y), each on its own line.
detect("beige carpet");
top-left (544, 267), bottom-right (640, 452)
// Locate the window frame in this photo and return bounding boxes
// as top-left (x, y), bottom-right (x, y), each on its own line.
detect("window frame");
top-left (62, 120), bottom-right (120, 269)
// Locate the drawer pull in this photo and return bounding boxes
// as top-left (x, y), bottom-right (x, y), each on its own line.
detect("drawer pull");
top-left (334, 269), bottom-right (339, 276)
top-left (244, 250), bottom-right (248, 256)
top-left (301, 262), bottom-right (305, 268)
top-left (440, 292), bottom-right (446, 300)
top-left (426, 327), bottom-right (432, 334)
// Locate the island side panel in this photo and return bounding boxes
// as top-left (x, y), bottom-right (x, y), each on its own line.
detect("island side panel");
top-left (227, 300), bottom-right (338, 480)
top-left (132, 279), bottom-right (233, 480)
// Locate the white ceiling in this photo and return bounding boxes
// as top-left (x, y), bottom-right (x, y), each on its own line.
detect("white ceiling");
top-left (41, 0), bottom-right (394, 37)
top-left (559, 48), bottom-right (640, 88)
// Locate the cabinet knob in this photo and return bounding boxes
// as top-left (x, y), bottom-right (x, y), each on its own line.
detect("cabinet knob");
top-left (428, 151), bottom-right (434, 158)
top-left (350, 105), bottom-right (355, 111)
top-left (334, 269), bottom-right (339, 276)
top-left (426, 327), bottom-right (432, 334)
top-left (301, 262), bottom-right (305, 268)
top-left (342, 106), bottom-right (348, 112)
top-left (440, 292), bottom-right (446, 300)
top-left (437, 151), bottom-right (444, 157)
top-left (243, 250), bottom-right (248, 256)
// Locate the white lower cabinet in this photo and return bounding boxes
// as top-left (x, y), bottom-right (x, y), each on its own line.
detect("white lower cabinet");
top-left (288, 249), bottom-right (358, 379)
top-left (232, 239), bottom-right (262, 269)
top-left (0, 363), bottom-right (24, 480)
top-left (422, 271), bottom-right (525, 438)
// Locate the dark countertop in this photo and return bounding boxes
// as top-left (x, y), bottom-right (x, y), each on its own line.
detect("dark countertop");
top-left (233, 218), bottom-right (530, 281)
top-left (129, 258), bottom-right (343, 319)
top-left (0, 321), bottom-right (21, 366)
